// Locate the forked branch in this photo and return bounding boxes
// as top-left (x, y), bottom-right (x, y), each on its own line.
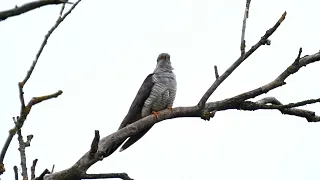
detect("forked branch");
top-left (198, 11), bottom-right (287, 108)
top-left (0, 0), bottom-right (82, 176)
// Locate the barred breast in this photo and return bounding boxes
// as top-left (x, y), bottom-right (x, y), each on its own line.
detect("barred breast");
top-left (141, 72), bottom-right (177, 117)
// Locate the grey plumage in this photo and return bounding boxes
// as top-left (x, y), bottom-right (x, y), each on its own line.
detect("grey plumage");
top-left (118, 53), bottom-right (177, 152)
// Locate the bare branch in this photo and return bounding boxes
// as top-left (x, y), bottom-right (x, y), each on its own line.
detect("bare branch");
top-left (237, 97), bottom-right (320, 122)
top-left (256, 97), bottom-right (282, 105)
top-left (261, 97), bottom-right (320, 108)
top-left (17, 130), bottom-right (28, 180)
top-left (13, 166), bottom-right (18, 180)
top-left (82, 173), bottom-right (133, 180)
top-left (0, 91), bottom-right (62, 172)
top-left (206, 50), bottom-right (320, 115)
top-left (25, 135), bottom-right (34, 147)
top-left (44, 51), bottom-right (320, 180)
top-left (27, 91), bottom-right (63, 107)
top-left (50, 165), bottom-right (55, 174)
top-left (34, 169), bottom-right (50, 180)
top-left (44, 104), bottom-right (320, 180)
top-left (90, 130), bottom-right (100, 157)
top-left (198, 11), bottom-right (287, 108)
top-left (240, 0), bottom-right (252, 54)
top-left (31, 159), bottom-right (38, 180)
top-left (295, 47), bottom-right (302, 63)
top-left (21, 0), bottom-right (81, 87)
top-left (59, 3), bottom-right (66, 17)
top-left (0, 0), bottom-right (80, 171)
top-left (0, 0), bottom-right (71, 21)
top-left (44, 48), bottom-right (320, 178)
top-left (18, 83), bottom-right (26, 111)
top-left (239, 97), bottom-right (320, 110)
top-left (214, 65), bottom-right (219, 79)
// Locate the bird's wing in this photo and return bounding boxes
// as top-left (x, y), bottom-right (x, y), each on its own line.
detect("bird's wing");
top-left (104, 74), bottom-right (153, 157)
top-left (118, 73), bottom-right (154, 130)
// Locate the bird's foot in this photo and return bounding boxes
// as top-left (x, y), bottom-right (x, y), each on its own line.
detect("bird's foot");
top-left (152, 111), bottom-right (159, 118)
top-left (167, 106), bottom-right (173, 112)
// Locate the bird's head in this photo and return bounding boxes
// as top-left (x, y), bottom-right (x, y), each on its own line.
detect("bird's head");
top-left (157, 53), bottom-right (170, 62)
top-left (154, 53), bottom-right (174, 73)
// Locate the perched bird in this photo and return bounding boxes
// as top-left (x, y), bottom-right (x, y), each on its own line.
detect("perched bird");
top-left (118, 53), bottom-right (177, 152)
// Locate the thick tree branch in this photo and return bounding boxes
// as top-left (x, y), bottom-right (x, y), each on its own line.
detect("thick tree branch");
top-left (82, 173), bottom-right (133, 180)
top-left (0, 0), bottom-right (70, 21)
top-left (2, 0), bottom-right (318, 179)
top-left (45, 49), bottom-right (320, 180)
top-left (198, 11), bottom-right (287, 108)
top-left (43, 48), bottom-right (320, 180)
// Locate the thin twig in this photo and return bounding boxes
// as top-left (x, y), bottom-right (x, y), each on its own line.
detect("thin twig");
top-left (238, 97), bottom-right (320, 122)
top-left (0, 0), bottom-right (76, 173)
top-left (18, 83), bottom-right (25, 111)
top-left (0, 90), bottom-right (62, 170)
top-left (82, 173), bottom-right (133, 180)
top-left (0, 0), bottom-right (70, 21)
top-left (25, 135), bottom-right (33, 147)
top-left (13, 166), bottom-right (18, 180)
top-left (59, 3), bottom-right (66, 17)
top-left (34, 169), bottom-right (50, 180)
top-left (240, 97), bottom-right (320, 110)
top-left (240, 0), bottom-right (252, 55)
top-left (17, 130), bottom-right (28, 180)
top-left (1, 0), bottom-right (78, 173)
top-left (27, 91), bottom-right (63, 107)
top-left (31, 159), bottom-right (38, 180)
top-left (214, 65), bottom-right (219, 79)
top-left (198, 11), bottom-right (287, 108)
top-left (21, 1), bottom-right (80, 86)
top-left (50, 165), bottom-right (55, 174)
top-left (295, 47), bottom-right (302, 63)
top-left (90, 130), bottom-right (100, 157)
top-left (205, 51), bottom-right (320, 121)
top-left (206, 51), bottom-right (320, 108)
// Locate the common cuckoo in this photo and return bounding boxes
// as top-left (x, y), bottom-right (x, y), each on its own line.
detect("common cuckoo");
top-left (118, 53), bottom-right (177, 152)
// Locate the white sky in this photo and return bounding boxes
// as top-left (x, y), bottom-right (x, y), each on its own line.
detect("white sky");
top-left (1, 0), bottom-right (320, 180)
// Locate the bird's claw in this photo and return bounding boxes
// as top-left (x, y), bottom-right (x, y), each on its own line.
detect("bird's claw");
top-left (152, 111), bottom-right (159, 118)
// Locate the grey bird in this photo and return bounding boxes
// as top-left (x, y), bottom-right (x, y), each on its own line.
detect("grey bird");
top-left (118, 53), bottom-right (177, 152)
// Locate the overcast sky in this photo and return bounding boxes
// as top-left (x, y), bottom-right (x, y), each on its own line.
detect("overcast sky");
top-left (1, 0), bottom-right (320, 180)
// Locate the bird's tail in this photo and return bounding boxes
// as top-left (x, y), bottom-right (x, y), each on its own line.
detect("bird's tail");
top-left (104, 138), bottom-right (127, 157)
top-left (119, 126), bottom-right (152, 152)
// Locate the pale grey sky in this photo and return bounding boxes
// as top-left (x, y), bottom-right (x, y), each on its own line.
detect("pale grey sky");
top-left (1, 0), bottom-right (320, 180)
